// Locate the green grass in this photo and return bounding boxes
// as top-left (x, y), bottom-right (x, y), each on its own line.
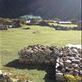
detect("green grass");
top-left (0, 25), bottom-right (81, 82)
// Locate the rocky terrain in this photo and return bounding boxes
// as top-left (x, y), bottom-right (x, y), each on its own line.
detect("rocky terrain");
top-left (0, 44), bottom-right (82, 82)
top-left (56, 46), bottom-right (82, 79)
top-left (19, 44), bottom-right (82, 80)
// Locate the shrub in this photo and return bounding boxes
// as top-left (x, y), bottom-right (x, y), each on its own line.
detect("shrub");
top-left (54, 26), bottom-right (70, 30)
top-left (23, 27), bottom-right (30, 30)
top-left (0, 25), bottom-right (8, 30)
top-left (64, 74), bottom-right (76, 82)
top-left (38, 21), bottom-right (50, 26)
top-left (72, 26), bottom-right (82, 30)
top-left (64, 74), bottom-right (82, 82)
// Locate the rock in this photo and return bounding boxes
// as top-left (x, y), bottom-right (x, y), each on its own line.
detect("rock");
top-left (56, 73), bottom-right (65, 82)
top-left (72, 48), bottom-right (78, 54)
top-left (73, 70), bottom-right (79, 75)
top-left (80, 70), bottom-right (82, 75)
top-left (72, 59), bottom-right (80, 64)
top-left (74, 64), bottom-right (79, 68)
top-left (65, 67), bottom-right (71, 73)
top-left (56, 72), bottom-right (63, 76)
top-left (59, 62), bottom-right (64, 66)
top-left (56, 70), bottom-right (61, 73)
top-left (65, 60), bottom-right (71, 63)
top-left (66, 44), bottom-right (82, 49)
top-left (57, 58), bottom-right (60, 63)
top-left (68, 57), bottom-right (75, 60)
top-left (80, 59), bottom-right (82, 63)
top-left (56, 63), bottom-right (59, 68)
top-left (69, 71), bottom-right (74, 74)
top-left (57, 66), bottom-right (63, 71)
top-left (79, 65), bottom-right (82, 69)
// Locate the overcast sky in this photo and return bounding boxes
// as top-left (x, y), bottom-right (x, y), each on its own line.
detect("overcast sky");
top-left (0, 0), bottom-right (81, 20)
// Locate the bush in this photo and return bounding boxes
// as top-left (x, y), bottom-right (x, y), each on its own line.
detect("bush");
top-left (0, 25), bottom-right (8, 30)
top-left (53, 26), bottom-right (70, 30)
top-left (23, 27), bottom-right (30, 30)
top-left (52, 25), bottom-right (82, 30)
top-left (72, 26), bottom-right (82, 30)
top-left (38, 21), bottom-right (50, 26)
top-left (64, 74), bottom-right (82, 82)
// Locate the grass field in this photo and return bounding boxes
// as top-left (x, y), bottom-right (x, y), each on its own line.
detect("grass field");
top-left (0, 25), bottom-right (81, 82)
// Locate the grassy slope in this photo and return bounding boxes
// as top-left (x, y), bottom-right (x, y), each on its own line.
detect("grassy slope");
top-left (0, 25), bottom-right (81, 82)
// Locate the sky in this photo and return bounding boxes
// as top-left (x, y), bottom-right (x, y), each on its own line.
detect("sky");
top-left (0, 0), bottom-right (81, 20)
